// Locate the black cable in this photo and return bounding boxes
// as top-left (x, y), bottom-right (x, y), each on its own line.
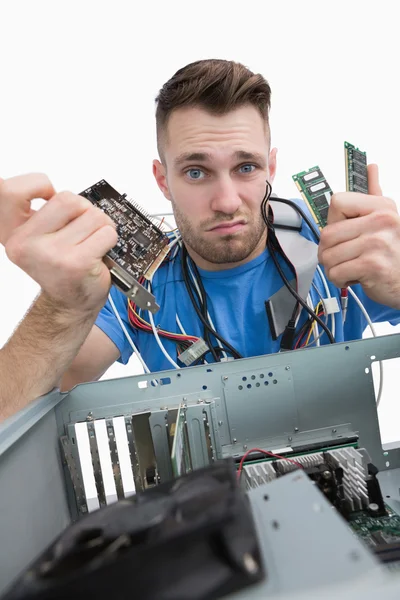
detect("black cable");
top-left (186, 254), bottom-right (221, 362)
top-left (181, 246), bottom-right (243, 360)
top-left (269, 196), bottom-right (321, 244)
top-left (261, 181), bottom-right (334, 346)
top-left (181, 248), bottom-right (220, 361)
top-left (182, 247), bottom-right (242, 359)
top-left (183, 266), bottom-right (217, 361)
top-left (179, 179), bottom-right (334, 360)
top-left (267, 229), bottom-right (335, 344)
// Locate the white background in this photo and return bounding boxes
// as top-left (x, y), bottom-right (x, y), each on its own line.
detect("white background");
top-left (1, 0), bottom-right (399, 442)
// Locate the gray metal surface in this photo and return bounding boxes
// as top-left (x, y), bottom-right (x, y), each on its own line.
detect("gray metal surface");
top-left (0, 388), bottom-right (62, 458)
top-left (232, 470), bottom-right (387, 599)
top-left (2, 334), bottom-right (400, 596)
top-left (55, 333), bottom-right (400, 471)
top-left (378, 467), bottom-right (400, 515)
top-left (0, 409), bottom-right (70, 595)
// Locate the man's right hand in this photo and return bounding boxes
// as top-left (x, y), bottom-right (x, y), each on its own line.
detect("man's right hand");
top-left (0, 173), bottom-right (118, 312)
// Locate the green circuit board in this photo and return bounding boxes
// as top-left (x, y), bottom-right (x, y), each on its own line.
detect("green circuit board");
top-left (344, 141), bottom-right (368, 194)
top-left (348, 506), bottom-right (400, 547)
top-left (292, 165), bottom-right (333, 229)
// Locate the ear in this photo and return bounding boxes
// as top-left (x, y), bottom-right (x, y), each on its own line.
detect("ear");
top-left (153, 159), bottom-right (172, 201)
top-left (268, 147), bottom-right (278, 183)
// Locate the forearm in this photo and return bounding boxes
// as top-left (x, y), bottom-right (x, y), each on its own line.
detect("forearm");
top-left (0, 292), bottom-right (99, 422)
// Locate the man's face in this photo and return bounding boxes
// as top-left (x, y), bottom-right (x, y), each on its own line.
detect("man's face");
top-left (153, 105), bottom-right (277, 270)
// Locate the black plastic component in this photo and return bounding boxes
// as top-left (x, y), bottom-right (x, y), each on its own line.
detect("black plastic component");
top-left (366, 463), bottom-right (387, 517)
top-left (145, 465), bottom-right (156, 485)
top-left (279, 319), bottom-right (297, 351)
top-left (353, 149), bottom-right (367, 165)
top-left (3, 459), bottom-right (265, 600)
top-left (307, 462), bottom-right (345, 514)
top-left (373, 542), bottom-right (400, 564)
top-left (265, 299), bottom-right (279, 340)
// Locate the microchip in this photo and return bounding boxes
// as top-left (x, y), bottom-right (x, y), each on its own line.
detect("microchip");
top-left (318, 206), bottom-right (329, 222)
top-left (80, 180), bottom-right (170, 313)
top-left (132, 229), bottom-right (152, 249)
top-left (353, 161), bottom-right (367, 176)
top-left (353, 149), bottom-right (367, 165)
top-left (313, 194), bottom-right (330, 208)
top-left (344, 142), bottom-right (368, 194)
top-left (292, 166), bottom-right (333, 229)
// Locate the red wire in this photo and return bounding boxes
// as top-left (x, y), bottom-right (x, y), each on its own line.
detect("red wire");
top-left (294, 310), bottom-right (324, 350)
top-left (237, 447), bottom-right (304, 481)
top-left (127, 304), bottom-right (198, 343)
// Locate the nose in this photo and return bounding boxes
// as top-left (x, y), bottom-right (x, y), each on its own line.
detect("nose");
top-left (209, 176), bottom-right (242, 215)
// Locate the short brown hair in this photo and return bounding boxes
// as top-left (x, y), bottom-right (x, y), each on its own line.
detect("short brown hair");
top-left (155, 59), bottom-right (272, 160)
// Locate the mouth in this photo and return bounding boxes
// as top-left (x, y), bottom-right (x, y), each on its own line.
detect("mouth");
top-left (207, 220), bottom-right (247, 235)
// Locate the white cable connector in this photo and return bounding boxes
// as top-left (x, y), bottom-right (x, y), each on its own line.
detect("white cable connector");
top-left (322, 297), bottom-right (340, 315)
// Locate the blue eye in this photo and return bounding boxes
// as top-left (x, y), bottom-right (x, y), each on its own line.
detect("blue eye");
top-left (239, 164), bottom-right (256, 174)
top-left (186, 168), bottom-right (204, 180)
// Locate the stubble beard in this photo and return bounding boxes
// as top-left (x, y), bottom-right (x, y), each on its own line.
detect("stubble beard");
top-left (171, 200), bottom-right (267, 265)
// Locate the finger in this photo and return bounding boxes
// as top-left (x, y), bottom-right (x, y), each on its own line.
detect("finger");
top-left (327, 258), bottom-right (365, 288)
top-left (20, 191), bottom-right (93, 236)
top-left (78, 225), bottom-right (119, 259)
top-left (0, 173), bottom-right (55, 205)
top-left (319, 236), bottom-right (363, 270)
top-left (54, 205), bottom-right (115, 246)
top-left (367, 163), bottom-right (383, 196)
top-left (321, 207), bottom-right (399, 252)
top-left (320, 213), bottom-right (371, 248)
top-left (327, 191), bottom-right (394, 225)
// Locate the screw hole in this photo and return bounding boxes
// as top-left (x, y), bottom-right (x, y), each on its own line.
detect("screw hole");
top-left (345, 346), bottom-right (349, 350)
top-left (242, 376), bottom-right (247, 382)
top-left (202, 385), bottom-right (207, 390)
top-left (349, 550), bottom-right (360, 561)
top-left (273, 379), bottom-right (278, 384)
top-left (256, 382), bottom-right (260, 387)
top-left (247, 384), bottom-right (252, 389)
top-left (260, 374), bottom-right (264, 379)
top-left (263, 494), bottom-right (269, 501)
top-left (272, 520), bottom-right (279, 530)
top-left (268, 372), bottom-right (273, 377)
top-left (386, 495), bottom-right (391, 498)
top-left (238, 385), bottom-right (243, 390)
top-left (264, 381), bottom-right (269, 386)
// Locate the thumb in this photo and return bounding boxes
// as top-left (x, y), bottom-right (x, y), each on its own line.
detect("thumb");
top-left (367, 163), bottom-right (383, 196)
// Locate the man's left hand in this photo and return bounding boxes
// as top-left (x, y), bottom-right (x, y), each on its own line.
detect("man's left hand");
top-left (318, 164), bottom-right (400, 310)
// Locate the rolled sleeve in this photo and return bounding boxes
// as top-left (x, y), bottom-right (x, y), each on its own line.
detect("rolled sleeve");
top-left (95, 287), bottom-right (135, 365)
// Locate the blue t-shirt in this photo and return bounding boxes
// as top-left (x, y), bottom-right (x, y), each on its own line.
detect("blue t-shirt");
top-left (95, 201), bottom-right (400, 372)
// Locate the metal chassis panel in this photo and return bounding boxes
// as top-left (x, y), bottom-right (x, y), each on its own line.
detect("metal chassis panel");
top-left (54, 334), bottom-right (400, 473)
top-left (2, 335), bottom-right (400, 597)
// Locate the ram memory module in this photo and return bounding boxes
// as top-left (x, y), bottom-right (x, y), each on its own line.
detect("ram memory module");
top-left (292, 166), bottom-right (333, 229)
top-left (344, 141), bottom-right (368, 194)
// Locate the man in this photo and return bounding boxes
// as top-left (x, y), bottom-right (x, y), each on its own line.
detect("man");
top-left (1, 58), bottom-right (400, 422)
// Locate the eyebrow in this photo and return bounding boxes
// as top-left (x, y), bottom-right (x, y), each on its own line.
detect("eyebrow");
top-left (174, 150), bottom-right (267, 168)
